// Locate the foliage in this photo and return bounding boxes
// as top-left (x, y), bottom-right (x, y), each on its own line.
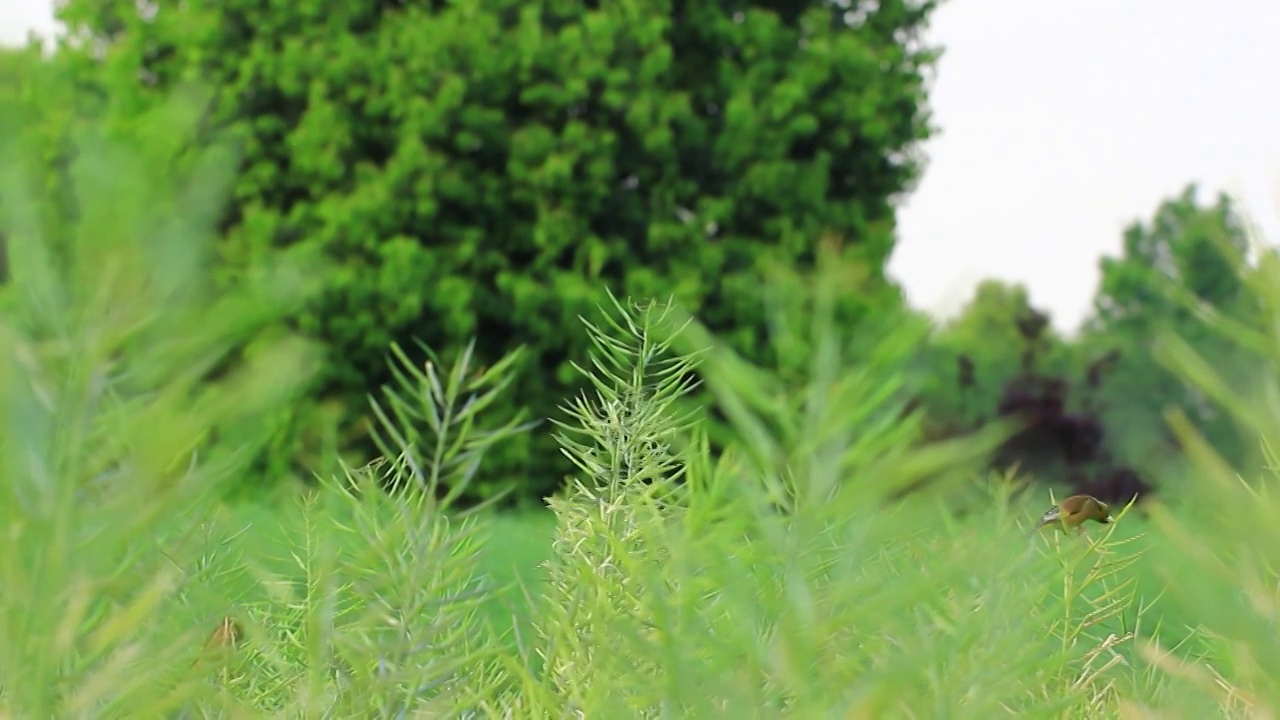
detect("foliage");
top-left (10, 19), bottom-right (1280, 718)
top-left (1090, 184), bottom-right (1252, 330)
top-left (472, 235), bottom-right (1280, 717)
top-left (918, 279), bottom-right (1073, 430)
top-left (0, 91), bottom-right (536, 715)
top-left (367, 338), bottom-right (539, 503)
top-left (48, 0), bottom-right (943, 502)
top-left (0, 91), bottom-right (320, 716)
top-left (905, 187), bottom-right (1262, 508)
top-left (5, 103), bottom-right (1280, 715)
top-left (469, 252), bottom-right (1159, 717)
top-left (1080, 183), bottom-right (1260, 478)
top-left (1123, 241), bottom-right (1280, 717)
top-left (0, 44), bottom-right (106, 290)
top-left (907, 278), bottom-right (1151, 506)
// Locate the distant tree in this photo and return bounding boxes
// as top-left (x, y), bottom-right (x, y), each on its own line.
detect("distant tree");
top-left (1080, 184), bottom-right (1258, 470)
top-left (917, 280), bottom-right (1072, 431)
top-left (1089, 184), bottom-right (1251, 331)
top-left (49, 0), bottom-right (943, 502)
top-left (904, 278), bottom-right (1152, 505)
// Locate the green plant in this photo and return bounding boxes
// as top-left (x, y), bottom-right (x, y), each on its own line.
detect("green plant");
top-left (468, 248), bottom-right (1155, 717)
top-left (0, 85), bottom-right (535, 717)
top-left (165, 329), bottom-right (536, 715)
top-left (16, 82), bottom-right (1274, 718)
top-left (1081, 183), bottom-right (1260, 475)
top-left (367, 339), bottom-right (538, 505)
top-left (1128, 234), bottom-right (1280, 718)
top-left (0, 90), bottom-right (320, 716)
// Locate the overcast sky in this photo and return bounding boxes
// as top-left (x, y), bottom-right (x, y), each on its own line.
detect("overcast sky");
top-left (4, 0), bottom-right (1279, 334)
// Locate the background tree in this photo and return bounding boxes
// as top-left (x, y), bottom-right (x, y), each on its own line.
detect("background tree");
top-left (49, 0), bottom-right (943, 502)
top-left (915, 280), bottom-right (1073, 432)
top-left (899, 185), bottom-right (1261, 506)
top-left (1079, 183), bottom-right (1258, 474)
top-left (905, 278), bottom-right (1152, 504)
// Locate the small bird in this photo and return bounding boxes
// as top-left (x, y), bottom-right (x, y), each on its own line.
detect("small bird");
top-left (204, 617), bottom-right (242, 650)
top-left (1031, 494), bottom-right (1114, 535)
top-left (192, 616), bottom-right (243, 669)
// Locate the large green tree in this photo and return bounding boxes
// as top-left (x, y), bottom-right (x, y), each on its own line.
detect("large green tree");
top-left (50, 0), bottom-right (941, 500)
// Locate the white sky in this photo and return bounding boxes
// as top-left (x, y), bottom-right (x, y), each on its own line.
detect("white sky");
top-left (892, 0), bottom-right (1280, 333)
top-left (4, 0), bottom-right (1280, 334)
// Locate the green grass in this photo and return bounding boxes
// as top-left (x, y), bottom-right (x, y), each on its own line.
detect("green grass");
top-left (472, 509), bottom-right (557, 641)
top-left (177, 497), bottom-right (558, 646)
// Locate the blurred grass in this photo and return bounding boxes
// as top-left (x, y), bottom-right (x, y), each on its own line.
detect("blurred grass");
top-left (472, 509), bottom-right (557, 640)
top-left (207, 499), bottom-right (556, 649)
top-left (162, 424), bottom-right (1239, 718)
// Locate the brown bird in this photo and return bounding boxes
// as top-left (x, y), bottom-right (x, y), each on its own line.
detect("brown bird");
top-left (205, 617), bottom-right (242, 649)
top-left (1032, 494), bottom-right (1114, 535)
top-left (193, 616), bottom-right (243, 669)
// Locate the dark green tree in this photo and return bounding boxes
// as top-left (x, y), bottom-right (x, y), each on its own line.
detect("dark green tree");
top-left (50, 0), bottom-right (942, 501)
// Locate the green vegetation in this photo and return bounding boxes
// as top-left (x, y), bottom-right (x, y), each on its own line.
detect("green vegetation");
top-left (1, 106), bottom-right (1279, 714)
top-left (1, 2), bottom-right (1278, 716)
top-left (32, 0), bottom-right (942, 501)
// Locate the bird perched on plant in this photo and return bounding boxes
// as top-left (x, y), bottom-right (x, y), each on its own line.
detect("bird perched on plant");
top-left (1031, 494), bottom-right (1114, 535)
top-left (193, 616), bottom-right (243, 670)
top-left (205, 617), bottom-right (242, 650)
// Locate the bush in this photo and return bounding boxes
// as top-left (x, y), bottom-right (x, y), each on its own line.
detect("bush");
top-left (48, 0), bottom-right (942, 502)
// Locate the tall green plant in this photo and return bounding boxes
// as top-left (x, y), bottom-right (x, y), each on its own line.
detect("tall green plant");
top-left (475, 247), bottom-right (1148, 717)
top-left (0, 84), bottom-right (537, 717)
top-left (171, 337), bottom-right (536, 715)
top-left (367, 339), bottom-right (538, 505)
top-left (1131, 232), bottom-right (1280, 717)
top-left (0, 91), bottom-right (320, 716)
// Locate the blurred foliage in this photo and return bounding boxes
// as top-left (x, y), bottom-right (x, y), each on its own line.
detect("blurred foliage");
top-left (0, 89), bottom-right (322, 716)
top-left (906, 184), bottom-right (1260, 508)
top-left (38, 0), bottom-right (943, 503)
top-left (916, 280), bottom-right (1074, 431)
top-left (1128, 242), bottom-right (1280, 717)
top-left (477, 255), bottom-right (1151, 717)
top-left (8, 33), bottom-right (1280, 715)
top-left (1079, 184), bottom-right (1260, 478)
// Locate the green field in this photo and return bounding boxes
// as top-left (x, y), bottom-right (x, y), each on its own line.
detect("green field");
top-left (471, 510), bottom-right (558, 642)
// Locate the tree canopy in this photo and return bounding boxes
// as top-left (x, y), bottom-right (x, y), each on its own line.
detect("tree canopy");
top-left (42, 0), bottom-right (944, 500)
